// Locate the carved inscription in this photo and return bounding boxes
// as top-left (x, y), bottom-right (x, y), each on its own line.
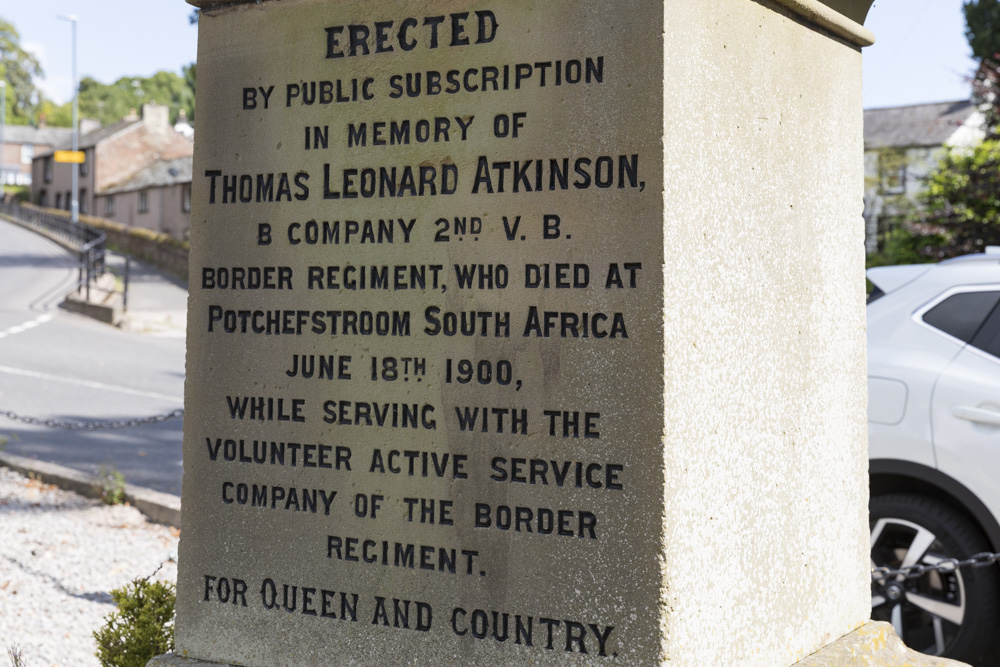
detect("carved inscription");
top-left (184, 2), bottom-right (662, 661)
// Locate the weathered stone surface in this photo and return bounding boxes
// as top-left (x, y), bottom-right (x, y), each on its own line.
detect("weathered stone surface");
top-left (795, 622), bottom-right (970, 667)
top-left (177, 0), bottom-right (870, 664)
top-left (148, 654), bottom-right (217, 667)
top-left (150, 623), bottom-right (973, 667)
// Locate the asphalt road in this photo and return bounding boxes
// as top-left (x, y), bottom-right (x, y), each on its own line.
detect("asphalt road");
top-left (0, 218), bottom-right (185, 495)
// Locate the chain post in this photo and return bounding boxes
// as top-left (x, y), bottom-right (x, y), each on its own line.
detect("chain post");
top-left (123, 256), bottom-right (130, 312)
top-left (85, 247), bottom-right (91, 301)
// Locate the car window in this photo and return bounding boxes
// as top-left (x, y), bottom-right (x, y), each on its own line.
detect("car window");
top-left (867, 285), bottom-right (885, 304)
top-left (971, 300), bottom-right (1000, 358)
top-left (921, 290), bottom-right (1000, 343)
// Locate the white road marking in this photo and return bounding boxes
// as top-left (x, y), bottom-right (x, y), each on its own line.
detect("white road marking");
top-left (0, 364), bottom-right (183, 403)
top-left (0, 313), bottom-right (54, 339)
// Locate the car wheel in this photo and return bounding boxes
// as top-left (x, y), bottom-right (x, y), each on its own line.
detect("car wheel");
top-left (870, 493), bottom-right (1000, 662)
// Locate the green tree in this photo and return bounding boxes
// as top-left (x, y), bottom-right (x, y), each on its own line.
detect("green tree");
top-left (972, 57), bottom-right (1000, 139)
top-left (77, 72), bottom-right (194, 127)
top-left (918, 140), bottom-right (1000, 254)
top-left (37, 98), bottom-right (73, 127)
top-left (182, 63), bottom-right (195, 119)
top-left (0, 18), bottom-right (43, 124)
top-left (882, 1), bottom-right (1000, 262)
top-left (965, 0), bottom-right (1000, 62)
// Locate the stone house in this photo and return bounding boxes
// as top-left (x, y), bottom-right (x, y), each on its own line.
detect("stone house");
top-left (0, 124), bottom-right (73, 187)
top-left (31, 103), bottom-right (193, 240)
top-left (863, 100), bottom-right (984, 253)
top-left (96, 156), bottom-right (193, 240)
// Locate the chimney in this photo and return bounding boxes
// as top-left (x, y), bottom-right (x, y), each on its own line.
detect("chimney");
top-left (38, 113), bottom-right (47, 129)
top-left (124, 108), bottom-right (139, 121)
top-left (174, 108), bottom-right (195, 140)
top-left (141, 103), bottom-right (170, 134)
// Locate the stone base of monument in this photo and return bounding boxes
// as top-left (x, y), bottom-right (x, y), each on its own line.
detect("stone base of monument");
top-left (171, 0), bottom-right (928, 663)
top-left (147, 623), bottom-right (969, 667)
top-left (795, 623), bottom-right (969, 667)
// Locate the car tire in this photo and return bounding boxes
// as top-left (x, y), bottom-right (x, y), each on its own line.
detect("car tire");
top-left (870, 493), bottom-right (1000, 663)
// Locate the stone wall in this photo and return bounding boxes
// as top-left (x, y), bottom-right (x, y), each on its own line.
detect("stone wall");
top-left (17, 202), bottom-right (189, 283)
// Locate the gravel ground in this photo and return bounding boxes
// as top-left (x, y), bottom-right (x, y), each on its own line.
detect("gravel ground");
top-left (0, 467), bottom-right (178, 667)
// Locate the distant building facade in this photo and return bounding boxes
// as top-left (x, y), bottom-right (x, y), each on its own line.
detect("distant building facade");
top-left (863, 100), bottom-right (984, 253)
top-left (31, 103), bottom-right (194, 240)
top-left (0, 124), bottom-right (74, 187)
top-left (97, 157), bottom-right (192, 240)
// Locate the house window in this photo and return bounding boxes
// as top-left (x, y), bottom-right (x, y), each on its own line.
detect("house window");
top-left (21, 145), bottom-right (33, 164)
top-left (105, 196), bottom-right (115, 216)
top-left (878, 152), bottom-right (907, 195)
top-left (55, 192), bottom-right (61, 209)
top-left (44, 158), bottom-right (53, 183)
top-left (881, 164), bottom-right (906, 194)
top-left (79, 189), bottom-right (87, 215)
top-left (39, 190), bottom-right (47, 207)
top-left (80, 154), bottom-right (88, 177)
top-left (182, 184), bottom-right (191, 213)
top-left (139, 191), bottom-right (149, 213)
top-left (65, 192), bottom-right (71, 211)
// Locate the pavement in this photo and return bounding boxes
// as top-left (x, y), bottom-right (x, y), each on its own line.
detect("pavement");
top-left (108, 251), bottom-right (189, 337)
top-left (0, 240), bottom-right (188, 527)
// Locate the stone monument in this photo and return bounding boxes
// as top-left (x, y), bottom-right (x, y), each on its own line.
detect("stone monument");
top-left (172, 0), bottom-right (889, 664)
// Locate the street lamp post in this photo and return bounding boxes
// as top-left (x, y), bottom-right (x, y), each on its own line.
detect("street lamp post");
top-left (59, 14), bottom-right (79, 223)
top-left (1, 80), bottom-right (6, 199)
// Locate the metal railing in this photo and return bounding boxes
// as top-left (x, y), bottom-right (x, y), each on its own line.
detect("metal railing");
top-left (0, 200), bottom-right (106, 298)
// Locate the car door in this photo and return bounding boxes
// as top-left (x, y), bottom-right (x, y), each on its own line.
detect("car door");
top-left (931, 290), bottom-right (1000, 516)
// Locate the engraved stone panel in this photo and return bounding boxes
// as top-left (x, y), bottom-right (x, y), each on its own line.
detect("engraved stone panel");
top-left (179, 0), bottom-right (664, 663)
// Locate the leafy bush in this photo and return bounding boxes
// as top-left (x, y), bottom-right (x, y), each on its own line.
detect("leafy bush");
top-left (914, 141), bottom-right (1000, 256)
top-left (93, 578), bottom-right (175, 667)
top-left (97, 466), bottom-right (127, 505)
top-left (866, 227), bottom-right (949, 269)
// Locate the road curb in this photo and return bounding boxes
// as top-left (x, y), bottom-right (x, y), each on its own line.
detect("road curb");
top-left (0, 452), bottom-right (181, 528)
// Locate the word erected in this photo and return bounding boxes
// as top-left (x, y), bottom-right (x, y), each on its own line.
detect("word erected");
top-left (325, 11), bottom-right (498, 58)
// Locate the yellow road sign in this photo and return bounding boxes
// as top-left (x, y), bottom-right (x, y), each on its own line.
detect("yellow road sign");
top-left (54, 150), bottom-right (85, 163)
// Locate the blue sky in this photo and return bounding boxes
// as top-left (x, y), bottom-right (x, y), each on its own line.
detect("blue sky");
top-left (2, 1), bottom-right (197, 105)
top-left (0, 1), bottom-right (981, 110)
top-left (864, 0), bottom-right (978, 108)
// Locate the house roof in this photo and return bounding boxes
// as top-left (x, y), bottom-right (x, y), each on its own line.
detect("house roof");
top-left (1, 124), bottom-right (74, 147)
top-left (100, 156), bottom-right (192, 195)
top-left (864, 100), bottom-right (980, 149)
top-left (38, 119), bottom-right (142, 156)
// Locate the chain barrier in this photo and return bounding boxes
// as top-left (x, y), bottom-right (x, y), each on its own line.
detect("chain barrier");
top-left (0, 408), bottom-right (184, 431)
top-left (5, 395), bottom-right (999, 575)
top-left (872, 552), bottom-right (1000, 583)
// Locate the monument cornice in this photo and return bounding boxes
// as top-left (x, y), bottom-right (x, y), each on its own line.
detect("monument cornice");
top-left (187, 0), bottom-right (876, 48)
top-left (773, 0), bottom-right (875, 47)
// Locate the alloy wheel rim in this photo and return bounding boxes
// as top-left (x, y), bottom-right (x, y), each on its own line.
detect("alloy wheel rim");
top-left (870, 516), bottom-right (967, 656)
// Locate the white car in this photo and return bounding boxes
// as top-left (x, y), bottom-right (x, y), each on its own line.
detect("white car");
top-left (868, 249), bottom-right (1000, 663)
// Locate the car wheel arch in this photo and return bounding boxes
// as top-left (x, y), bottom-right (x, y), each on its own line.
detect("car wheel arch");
top-left (870, 458), bottom-right (1000, 555)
